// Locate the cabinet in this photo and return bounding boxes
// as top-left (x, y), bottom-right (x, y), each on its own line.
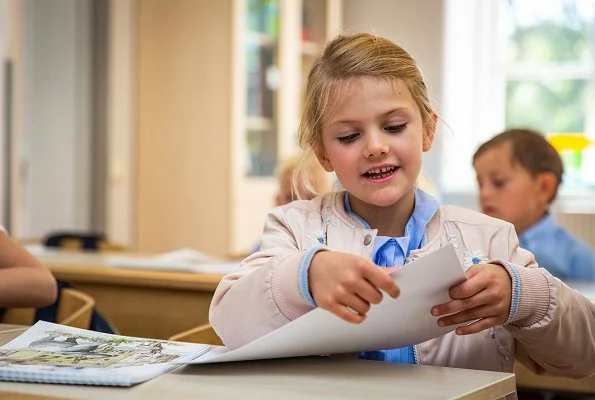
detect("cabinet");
top-left (134, 0), bottom-right (342, 256)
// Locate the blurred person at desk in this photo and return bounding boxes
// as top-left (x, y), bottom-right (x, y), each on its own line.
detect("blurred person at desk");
top-left (473, 128), bottom-right (595, 281)
top-left (251, 153), bottom-right (332, 254)
top-left (0, 227), bottom-right (57, 307)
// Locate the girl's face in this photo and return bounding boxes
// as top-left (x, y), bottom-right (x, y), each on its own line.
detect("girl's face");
top-left (318, 77), bottom-right (434, 215)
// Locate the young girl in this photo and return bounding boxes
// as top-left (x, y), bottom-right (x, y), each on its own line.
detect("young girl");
top-left (210, 33), bottom-right (595, 380)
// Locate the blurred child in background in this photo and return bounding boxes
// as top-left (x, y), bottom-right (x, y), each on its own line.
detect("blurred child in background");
top-left (473, 128), bottom-right (595, 281)
top-left (275, 153), bottom-right (332, 207)
top-left (250, 153), bottom-right (332, 254)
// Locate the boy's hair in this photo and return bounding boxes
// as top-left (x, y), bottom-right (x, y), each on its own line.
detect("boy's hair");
top-left (295, 32), bottom-right (435, 198)
top-left (473, 128), bottom-right (564, 203)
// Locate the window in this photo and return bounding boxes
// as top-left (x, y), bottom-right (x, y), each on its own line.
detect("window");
top-left (441, 0), bottom-right (595, 210)
top-left (504, 0), bottom-right (595, 188)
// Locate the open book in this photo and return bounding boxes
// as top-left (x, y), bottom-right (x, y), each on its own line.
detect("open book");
top-left (0, 245), bottom-right (466, 385)
top-left (0, 321), bottom-right (209, 386)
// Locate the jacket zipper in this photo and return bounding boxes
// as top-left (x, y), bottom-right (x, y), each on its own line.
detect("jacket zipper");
top-left (412, 225), bottom-right (431, 365)
top-left (408, 226), bottom-right (431, 262)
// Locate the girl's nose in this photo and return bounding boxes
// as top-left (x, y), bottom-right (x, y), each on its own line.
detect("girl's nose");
top-left (363, 131), bottom-right (389, 158)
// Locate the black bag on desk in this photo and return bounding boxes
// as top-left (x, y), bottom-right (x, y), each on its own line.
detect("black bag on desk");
top-left (44, 231), bottom-right (106, 250)
top-left (0, 280), bottom-right (118, 334)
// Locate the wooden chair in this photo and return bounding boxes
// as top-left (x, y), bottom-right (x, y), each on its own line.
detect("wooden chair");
top-left (2, 288), bottom-right (95, 329)
top-left (169, 323), bottom-right (223, 346)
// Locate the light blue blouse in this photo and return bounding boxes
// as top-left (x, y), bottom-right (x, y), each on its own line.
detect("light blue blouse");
top-left (519, 213), bottom-right (595, 281)
top-left (344, 189), bottom-right (439, 364)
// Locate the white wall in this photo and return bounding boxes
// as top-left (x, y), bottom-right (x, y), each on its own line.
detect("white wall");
top-left (106, 0), bottom-right (135, 247)
top-left (19, 0), bottom-right (92, 237)
top-left (0, 0), bottom-right (8, 228)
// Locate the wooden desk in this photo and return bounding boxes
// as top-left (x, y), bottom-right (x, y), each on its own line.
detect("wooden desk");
top-left (37, 251), bottom-right (224, 340)
top-left (0, 325), bottom-right (515, 400)
top-left (0, 324), bottom-right (28, 335)
top-left (515, 280), bottom-right (595, 395)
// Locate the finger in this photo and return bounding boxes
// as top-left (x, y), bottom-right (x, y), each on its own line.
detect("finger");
top-left (449, 272), bottom-right (487, 300)
top-left (432, 289), bottom-right (491, 317)
top-left (382, 265), bottom-right (401, 274)
top-left (341, 294), bottom-right (371, 316)
top-left (464, 264), bottom-right (483, 280)
top-left (328, 303), bottom-right (366, 324)
top-left (437, 304), bottom-right (494, 327)
top-left (351, 280), bottom-right (383, 305)
top-left (454, 316), bottom-right (499, 335)
top-left (364, 268), bottom-right (400, 298)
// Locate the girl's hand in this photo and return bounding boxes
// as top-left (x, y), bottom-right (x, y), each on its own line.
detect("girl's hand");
top-left (430, 264), bottom-right (512, 335)
top-left (309, 251), bottom-right (400, 323)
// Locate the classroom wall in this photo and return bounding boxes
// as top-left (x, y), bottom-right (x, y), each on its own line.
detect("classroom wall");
top-left (135, 0), bottom-right (233, 255)
top-left (18, 0), bottom-right (93, 238)
top-left (0, 0), bottom-right (8, 227)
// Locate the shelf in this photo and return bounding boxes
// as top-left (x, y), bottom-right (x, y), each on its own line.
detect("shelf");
top-left (301, 41), bottom-right (321, 57)
top-left (246, 31), bottom-right (278, 48)
top-left (246, 116), bottom-right (273, 131)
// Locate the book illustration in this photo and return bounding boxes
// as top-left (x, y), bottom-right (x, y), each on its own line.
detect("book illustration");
top-left (0, 328), bottom-right (186, 369)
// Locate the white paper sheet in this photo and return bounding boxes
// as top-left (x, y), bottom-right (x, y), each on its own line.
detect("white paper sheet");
top-left (106, 248), bottom-right (240, 274)
top-left (185, 244), bottom-right (466, 364)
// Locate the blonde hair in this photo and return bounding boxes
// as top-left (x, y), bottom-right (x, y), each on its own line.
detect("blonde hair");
top-left (295, 32), bottom-right (436, 198)
top-left (278, 153), bottom-right (330, 203)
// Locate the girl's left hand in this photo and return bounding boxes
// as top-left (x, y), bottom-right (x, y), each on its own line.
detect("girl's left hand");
top-left (430, 264), bottom-right (512, 335)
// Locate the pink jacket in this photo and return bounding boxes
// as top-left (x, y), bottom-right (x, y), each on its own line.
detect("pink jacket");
top-left (210, 191), bottom-right (595, 380)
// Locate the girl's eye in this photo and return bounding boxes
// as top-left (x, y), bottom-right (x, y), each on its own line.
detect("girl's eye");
top-left (386, 123), bottom-right (407, 133)
top-left (337, 133), bottom-right (359, 143)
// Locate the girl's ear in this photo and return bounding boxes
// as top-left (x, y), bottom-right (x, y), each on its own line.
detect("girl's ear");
top-left (536, 172), bottom-right (557, 204)
top-left (316, 151), bottom-right (334, 173)
top-left (422, 113), bottom-right (438, 152)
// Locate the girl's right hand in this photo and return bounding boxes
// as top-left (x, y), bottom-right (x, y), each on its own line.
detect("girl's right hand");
top-left (308, 250), bottom-right (400, 323)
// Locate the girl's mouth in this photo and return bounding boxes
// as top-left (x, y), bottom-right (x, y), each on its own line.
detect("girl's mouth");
top-left (363, 166), bottom-right (398, 180)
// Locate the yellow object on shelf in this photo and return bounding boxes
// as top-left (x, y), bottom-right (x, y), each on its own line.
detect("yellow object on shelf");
top-left (546, 133), bottom-right (591, 152)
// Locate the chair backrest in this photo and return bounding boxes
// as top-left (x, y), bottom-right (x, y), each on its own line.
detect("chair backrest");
top-left (169, 323), bottom-right (223, 346)
top-left (0, 308), bottom-right (35, 326)
top-left (1, 288), bottom-right (95, 330)
top-left (55, 288), bottom-right (95, 329)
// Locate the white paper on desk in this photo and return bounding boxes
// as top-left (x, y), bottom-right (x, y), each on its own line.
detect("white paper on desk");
top-left (184, 244), bottom-right (466, 364)
top-left (106, 248), bottom-right (240, 274)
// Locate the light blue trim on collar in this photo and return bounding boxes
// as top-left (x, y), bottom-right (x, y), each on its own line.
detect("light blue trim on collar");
top-left (343, 193), bottom-right (370, 228)
top-left (343, 189), bottom-right (439, 254)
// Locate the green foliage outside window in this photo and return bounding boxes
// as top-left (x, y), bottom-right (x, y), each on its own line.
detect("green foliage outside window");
top-left (504, 0), bottom-right (595, 187)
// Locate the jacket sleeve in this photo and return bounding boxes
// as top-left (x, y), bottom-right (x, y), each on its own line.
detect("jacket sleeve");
top-left (209, 206), bottom-right (319, 349)
top-left (502, 224), bottom-right (595, 378)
